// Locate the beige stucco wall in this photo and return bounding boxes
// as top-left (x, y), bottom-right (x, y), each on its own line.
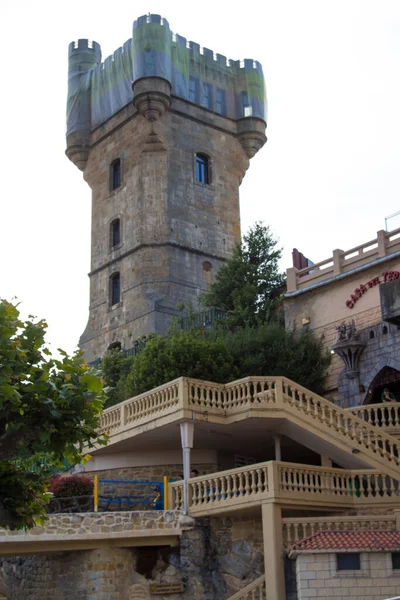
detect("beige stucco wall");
top-left (285, 257), bottom-right (400, 393)
top-left (296, 551), bottom-right (400, 599)
top-left (81, 449), bottom-right (218, 473)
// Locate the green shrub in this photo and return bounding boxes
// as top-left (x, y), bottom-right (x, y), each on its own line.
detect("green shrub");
top-left (124, 330), bottom-right (238, 397)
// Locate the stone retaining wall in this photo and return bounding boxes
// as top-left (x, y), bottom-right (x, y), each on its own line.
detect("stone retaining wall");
top-left (0, 511), bottom-right (181, 541)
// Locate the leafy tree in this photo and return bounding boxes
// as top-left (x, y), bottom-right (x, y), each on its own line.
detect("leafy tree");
top-left (209, 324), bottom-right (331, 394)
top-left (100, 348), bottom-right (134, 408)
top-left (0, 299), bottom-right (107, 529)
top-left (124, 329), bottom-right (237, 397)
top-left (202, 222), bottom-right (285, 327)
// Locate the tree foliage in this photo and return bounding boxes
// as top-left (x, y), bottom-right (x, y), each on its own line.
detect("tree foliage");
top-left (123, 330), bottom-right (237, 397)
top-left (100, 349), bottom-right (134, 408)
top-left (0, 300), bottom-right (107, 529)
top-left (202, 222), bottom-right (286, 327)
top-left (102, 325), bottom-right (330, 402)
top-left (209, 324), bottom-right (331, 394)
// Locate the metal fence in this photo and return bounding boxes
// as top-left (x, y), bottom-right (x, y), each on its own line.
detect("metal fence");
top-left (94, 478), bottom-right (168, 511)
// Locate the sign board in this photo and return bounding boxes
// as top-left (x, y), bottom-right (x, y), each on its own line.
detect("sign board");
top-left (149, 582), bottom-right (186, 595)
top-left (345, 271), bottom-right (399, 309)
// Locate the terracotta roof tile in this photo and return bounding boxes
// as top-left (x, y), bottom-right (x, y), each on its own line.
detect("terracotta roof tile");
top-left (290, 531), bottom-right (400, 552)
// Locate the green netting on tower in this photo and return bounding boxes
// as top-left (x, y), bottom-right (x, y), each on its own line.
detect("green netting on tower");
top-left (66, 14), bottom-right (267, 136)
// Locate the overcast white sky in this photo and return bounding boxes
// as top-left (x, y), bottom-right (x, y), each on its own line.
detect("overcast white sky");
top-left (1, 0), bottom-right (399, 354)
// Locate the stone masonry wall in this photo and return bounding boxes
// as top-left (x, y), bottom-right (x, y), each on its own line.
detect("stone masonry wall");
top-left (0, 511), bottom-right (181, 543)
top-left (0, 513), bottom-right (266, 600)
top-left (0, 547), bottom-right (139, 600)
top-left (80, 96), bottom-right (249, 362)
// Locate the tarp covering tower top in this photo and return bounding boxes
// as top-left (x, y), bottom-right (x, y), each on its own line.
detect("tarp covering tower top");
top-left (66, 14), bottom-right (268, 136)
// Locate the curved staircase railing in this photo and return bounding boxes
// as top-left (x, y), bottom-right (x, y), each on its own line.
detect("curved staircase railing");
top-left (226, 575), bottom-right (266, 600)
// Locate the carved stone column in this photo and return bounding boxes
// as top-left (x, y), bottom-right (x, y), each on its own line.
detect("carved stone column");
top-left (333, 321), bottom-right (365, 379)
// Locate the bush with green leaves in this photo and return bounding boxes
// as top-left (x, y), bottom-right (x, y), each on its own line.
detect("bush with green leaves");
top-left (100, 348), bottom-right (134, 407)
top-left (210, 324), bottom-right (331, 394)
top-left (123, 329), bottom-right (238, 397)
top-left (0, 299), bottom-right (107, 529)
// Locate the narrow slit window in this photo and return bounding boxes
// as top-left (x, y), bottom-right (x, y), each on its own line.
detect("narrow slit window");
top-left (196, 154), bottom-right (209, 184)
top-left (111, 159), bottom-right (121, 190)
top-left (216, 88), bottom-right (226, 115)
top-left (202, 83), bottom-right (212, 109)
top-left (110, 219), bottom-right (121, 248)
top-left (189, 77), bottom-right (198, 103)
top-left (110, 273), bottom-right (121, 306)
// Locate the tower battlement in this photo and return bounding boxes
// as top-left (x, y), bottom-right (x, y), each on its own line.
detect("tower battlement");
top-left (67, 14), bottom-right (267, 137)
top-left (68, 39), bottom-right (102, 60)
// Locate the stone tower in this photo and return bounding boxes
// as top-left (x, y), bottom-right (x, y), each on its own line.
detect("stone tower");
top-left (66, 15), bottom-right (267, 362)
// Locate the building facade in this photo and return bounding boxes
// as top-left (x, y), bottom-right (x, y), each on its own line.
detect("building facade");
top-left (285, 228), bottom-right (400, 408)
top-left (66, 15), bottom-right (267, 363)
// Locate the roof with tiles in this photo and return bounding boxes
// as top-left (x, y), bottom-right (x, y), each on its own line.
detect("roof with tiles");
top-left (289, 531), bottom-right (400, 555)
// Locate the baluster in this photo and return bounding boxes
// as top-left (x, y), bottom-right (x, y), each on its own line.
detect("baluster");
top-left (366, 473), bottom-right (373, 496)
top-left (226, 475), bottom-right (232, 499)
top-left (381, 475), bottom-right (389, 497)
top-left (220, 476), bottom-right (226, 500)
top-left (245, 471), bottom-right (251, 495)
top-left (250, 470), bottom-right (256, 495)
top-left (232, 474), bottom-right (238, 498)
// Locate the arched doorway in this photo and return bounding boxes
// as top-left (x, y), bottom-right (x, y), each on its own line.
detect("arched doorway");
top-left (364, 366), bottom-right (400, 404)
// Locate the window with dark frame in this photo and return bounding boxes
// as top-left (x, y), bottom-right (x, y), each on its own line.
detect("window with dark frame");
top-left (110, 219), bottom-right (121, 249)
top-left (336, 553), bottom-right (361, 571)
top-left (189, 77), bottom-right (198, 103)
top-left (241, 90), bottom-right (252, 117)
top-left (216, 88), bottom-right (226, 115)
top-left (196, 154), bottom-right (209, 184)
top-left (110, 273), bottom-right (121, 306)
top-left (202, 82), bottom-right (212, 109)
top-left (392, 552), bottom-right (400, 569)
top-left (111, 159), bottom-right (121, 191)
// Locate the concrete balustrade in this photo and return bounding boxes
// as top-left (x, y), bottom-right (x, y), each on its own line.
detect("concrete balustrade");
top-left (349, 402), bottom-right (400, 430)
top-left (286, 227), bottom-right (400, 293)
top-left (282, 514), bottom-right (396, 547)
top-left (227, 575), bottom-right (266, 599)
top-left (169, 460), bottom-right (400, 516)
top-left (97, 375), bottom-right (400, 482)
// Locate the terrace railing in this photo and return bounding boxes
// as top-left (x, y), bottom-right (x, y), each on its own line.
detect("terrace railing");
top-left (282, 514), bottom-right (396, 548)
top-left (227, 575), bottom-right (266, 600)
top-left (348, 403), bottom-right (400, 430)
top-left (170, 460), bottom-right (400, 516)
top-left (286, 227), bottom-right (400, 292)
top-left (99, 376), bottom-right (400, 481)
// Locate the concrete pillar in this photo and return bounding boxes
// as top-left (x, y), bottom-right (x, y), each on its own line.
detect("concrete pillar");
top-left (320, 455), bottom-right (332, 468)
top-left (180, 422), bottom-right (194, 515)
top-left (393, 509), bottom-right (400, 530)
top-left (273, 435), bottom-right (282, 462)
top-left (286, 267), bottom-right (298, 292)
top-left (333, 248), bottom-right (343, 275)
top-left (262, 502), bottom-right (285, 600)
top-left (377, 229), bottom-right (387, 257)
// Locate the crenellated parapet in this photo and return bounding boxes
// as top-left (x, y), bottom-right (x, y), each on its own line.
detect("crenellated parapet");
top-left (66, 14), bottom-right (267, 168)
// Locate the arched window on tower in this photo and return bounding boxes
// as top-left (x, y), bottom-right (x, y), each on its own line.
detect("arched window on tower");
top-left (110, 272), bottom-right (121, 306)
top-left (111, 159), bottom-right (121, 191)
top-left (195, 154), bottom-right (210, 184)
top-left (110, 218), bottom-right (121, 249)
